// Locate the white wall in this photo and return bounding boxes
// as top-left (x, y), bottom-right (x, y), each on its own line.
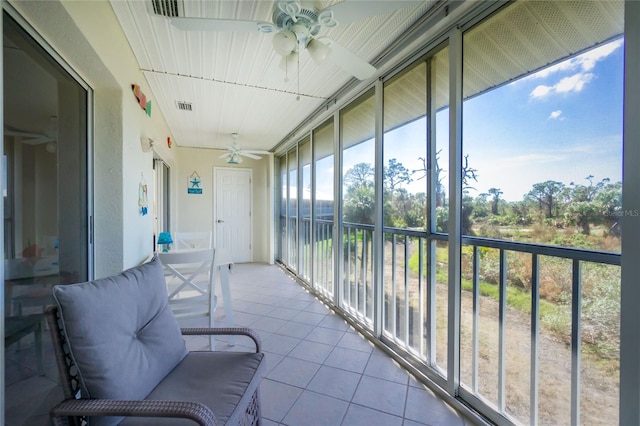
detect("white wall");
top-left (8, 0), bottom-right (274, 272)
top-left (174, 147), bottom-right (273, 263)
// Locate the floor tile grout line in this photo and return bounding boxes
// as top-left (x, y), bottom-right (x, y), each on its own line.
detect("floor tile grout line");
top-left (192, 265), bottom-right (463, 426)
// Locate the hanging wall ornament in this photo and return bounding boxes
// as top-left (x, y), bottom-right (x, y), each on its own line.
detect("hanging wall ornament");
top-left (131, 84), bottom-right (152, 117)
top-left (139, 173), bottom-right (149, 215)
top-left (188, 171), bottom-right (202, 194)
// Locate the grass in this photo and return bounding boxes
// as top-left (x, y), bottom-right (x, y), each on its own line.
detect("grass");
top-left (314, 224), bottom-right (618, 360)
top-left (408, 245), bottom-right (580, 350)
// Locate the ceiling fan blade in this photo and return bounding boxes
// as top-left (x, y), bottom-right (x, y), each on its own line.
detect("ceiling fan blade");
top-left (21, 137), bottom-right (53, 145)
top-left (5, 129), bottom-right (53, 144)
top-left (5, 129), bottom-right (47, 139)
top-left (219, 153), bottom-right (231, 158)
top-left (319, 38), bottom-right (376, 80)
top-left (241, 152), bottom-right (262, 160)
top-left (169, 17), bottom-right (269, 32)
top-left (322, 0), bottom-right (424, 26)
top-left (244, 150), bottom-right (271, 155)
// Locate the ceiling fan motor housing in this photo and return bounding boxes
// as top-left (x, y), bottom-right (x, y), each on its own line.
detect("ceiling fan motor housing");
top-left (272, 1), bottom-right (321, 36)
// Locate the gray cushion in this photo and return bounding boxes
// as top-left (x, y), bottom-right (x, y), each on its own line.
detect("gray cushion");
top-left (120, 351), bottom-right (265, 425)
top-left (52, 256), bottom-right (187, 407)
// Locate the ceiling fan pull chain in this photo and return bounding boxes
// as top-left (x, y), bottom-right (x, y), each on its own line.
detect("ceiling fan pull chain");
top-left (284, 53), bottom-right (290, 83)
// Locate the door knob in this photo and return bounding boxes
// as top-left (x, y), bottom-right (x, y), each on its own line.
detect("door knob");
top-left (217, 219), bottom-right (224, 223)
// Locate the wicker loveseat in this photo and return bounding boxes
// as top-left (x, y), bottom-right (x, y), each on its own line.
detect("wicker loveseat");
top-left (45, 255), bottom-right (265, 425)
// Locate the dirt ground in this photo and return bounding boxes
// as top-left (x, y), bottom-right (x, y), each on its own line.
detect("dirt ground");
top-left (379, 241), bottom-right (619, 425)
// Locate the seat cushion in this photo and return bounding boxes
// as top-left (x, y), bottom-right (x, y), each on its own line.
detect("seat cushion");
top-left (121, 351), bottom-right (265, 425)
top-left (52, 256), bottom-right (187, 405)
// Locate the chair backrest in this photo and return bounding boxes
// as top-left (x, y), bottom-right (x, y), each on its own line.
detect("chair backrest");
top-left (174, 231), bottom-right (212, 249)
top-left (158, 248), bottom-right (217, 323)
top-left (47, 256), bottom-right (188, 421)
top-left (46, 305), bottom-right (81, 402)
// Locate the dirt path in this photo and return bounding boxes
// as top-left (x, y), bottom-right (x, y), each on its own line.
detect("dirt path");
top-left (381, 241), bottom-right (618, 425)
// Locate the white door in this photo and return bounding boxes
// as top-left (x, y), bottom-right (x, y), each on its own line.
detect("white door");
top-left (214, 168), bottom-right (252, 263)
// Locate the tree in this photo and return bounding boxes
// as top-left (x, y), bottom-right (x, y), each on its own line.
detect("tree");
top-left (565, 176), bottom-right (612, 235)
top-left (384, 158), bottom-right (412, 193)
top-left (406, 192), bottom-right (427, 228)
top-left (342, 163), bottom-right (376, 292)
top-left (487, 188), bottom-right (503, 215)
top-left (473, 193), bottom-right (490, 219)
top-left (344, 162), bottom-right (374, 188)
top-left (462, 194), bottom-right (475, 235)
top-left (412, 150), bottom-right (446, 207)
top-left (566, 202), bottom-right (599, 235)
top-left (595, 181), bottom-right (622, 237)
top-left (412, 150), bottom-right (479, 208)
top-left (462, 154), bottom-right (479, 191)
top-left (343, 163), bottom-right (375, 224)
top-left (526, 180), bottom-right (565, 219)
top-left (344, 183), bottom-right (375, 224)
top-left (569, 175), bottom-right (609, 202)
top-left (508, 200), bottom-right (533, 226)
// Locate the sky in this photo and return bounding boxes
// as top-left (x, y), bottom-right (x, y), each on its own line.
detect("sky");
top-left (306, 37), bottom-right (624, 203)
top-left (347, 37), bottom-right (624, 203)
top-left (461, 38), bottom-right (624, 201)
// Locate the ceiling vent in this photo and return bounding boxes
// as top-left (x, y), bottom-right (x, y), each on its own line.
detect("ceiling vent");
top-left (176, 101), bottom-right (193, 111)
top-left (150, 0), bottom-right (183, 18)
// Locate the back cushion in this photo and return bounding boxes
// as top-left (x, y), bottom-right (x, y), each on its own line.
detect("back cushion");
top-left (53, 256), bottom-right (187, 403)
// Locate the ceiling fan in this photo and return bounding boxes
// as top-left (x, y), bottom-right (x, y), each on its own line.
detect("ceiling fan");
top-left (165, 0), bottom-right (424, 81)
top-left (5, 121), bottom-right (58, 153)
top-left (219, 133), bottom-right (270, 164)
top-left (5, 128), bottom-right (53, 145)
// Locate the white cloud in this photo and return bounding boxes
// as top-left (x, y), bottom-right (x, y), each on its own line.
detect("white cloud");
top-left (522, 39), bottom-right (622, 100)
top-left (524, 38), bottom-right (623, 81)
top-left (555, 73), bottom-right (594, 93)
top-left (577, 39), bottom-right (624, 71)
top-left (531, 85), bottom-right (552, 99)
top-left (549, 110), bottom-right (563, 120)
top-left (530, 72), bottom-right (594, 99)
top-left (528, 60), bottom-right (575, 80)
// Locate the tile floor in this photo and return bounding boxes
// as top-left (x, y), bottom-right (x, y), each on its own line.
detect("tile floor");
top-left (6, 262), bottom-right (478, 426)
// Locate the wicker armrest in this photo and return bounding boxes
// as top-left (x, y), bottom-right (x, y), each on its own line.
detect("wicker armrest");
top-left (181, 327), bottom-right (262, 352)
top-left (50, 398), bottom-right (218, 426)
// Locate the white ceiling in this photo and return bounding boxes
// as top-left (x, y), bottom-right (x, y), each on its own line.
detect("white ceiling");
top-left (109, 0), bottom-right (436, 152)
top-left (5, 1), bottom-right (623, 156)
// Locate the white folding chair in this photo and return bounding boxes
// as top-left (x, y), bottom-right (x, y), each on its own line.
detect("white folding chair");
top-left (158, 248), bottom-right (217, 348)
top-left (174, 232), bottom-right (212, 250)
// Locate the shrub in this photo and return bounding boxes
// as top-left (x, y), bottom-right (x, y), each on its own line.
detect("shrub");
top-left (477, 223), bottom-right (502, 239)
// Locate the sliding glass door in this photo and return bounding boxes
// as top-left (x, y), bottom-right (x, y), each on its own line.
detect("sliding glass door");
top-left (4, 10), bottom-right (89, 423)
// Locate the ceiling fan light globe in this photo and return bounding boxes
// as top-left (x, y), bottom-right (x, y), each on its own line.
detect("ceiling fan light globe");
top-left (273, 30), bottom-right (297, 56)
top-left (307, 38), bottom-right (330, 65)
